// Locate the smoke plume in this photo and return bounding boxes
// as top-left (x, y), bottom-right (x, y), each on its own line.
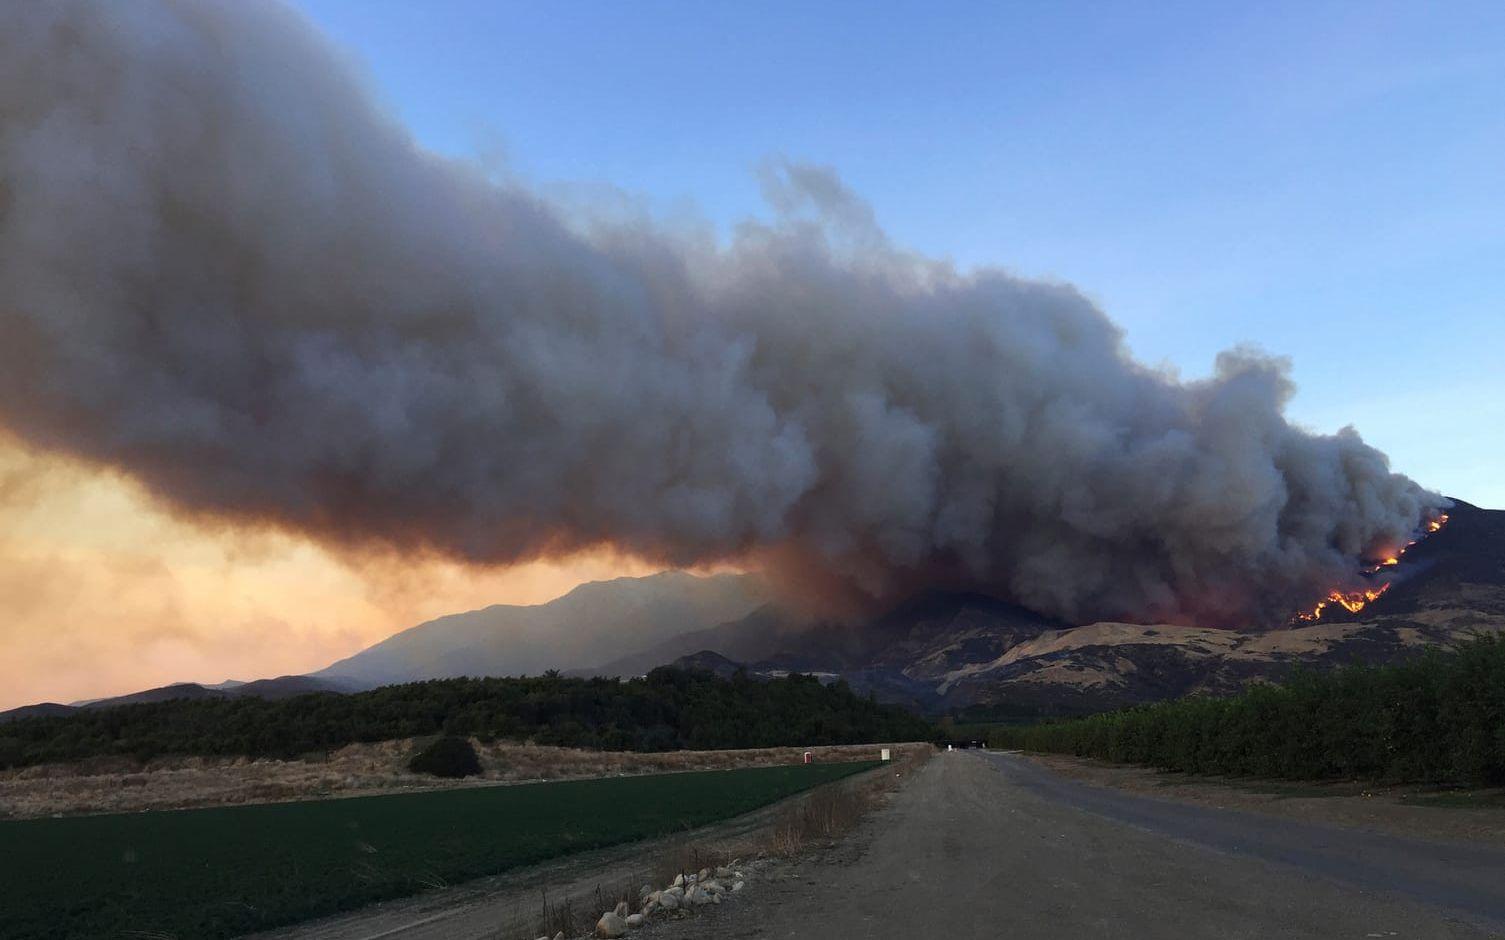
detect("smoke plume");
top-left (0, 0), bottom-right (1444, 627)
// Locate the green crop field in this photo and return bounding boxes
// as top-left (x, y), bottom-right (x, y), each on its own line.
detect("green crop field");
top-left (0, 760), bottom-right (877, 940)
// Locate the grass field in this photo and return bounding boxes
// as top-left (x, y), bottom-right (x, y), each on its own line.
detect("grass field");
top-left (0, 760), bottom-right (877, 940)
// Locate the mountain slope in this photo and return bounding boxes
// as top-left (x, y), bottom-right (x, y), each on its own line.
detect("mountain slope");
top-left (2, 573), bottom-right (767, 721)
top-left (597, 502), bottom-right (1505, 715)
top-left (316, 571), bottom-right (769, 687)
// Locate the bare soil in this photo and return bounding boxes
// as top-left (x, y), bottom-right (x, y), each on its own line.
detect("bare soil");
top-left (0, 740), bottom-right (907, 819)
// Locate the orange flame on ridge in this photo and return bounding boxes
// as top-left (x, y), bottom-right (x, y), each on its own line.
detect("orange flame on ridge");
top-left (1295, 584), bottom-right (1391, 622)
top-left (1292, 512), bottom-right (1449, 623)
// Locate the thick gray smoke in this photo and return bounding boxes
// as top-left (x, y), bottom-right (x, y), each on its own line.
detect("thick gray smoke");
top-left (0, 0), bottom-right (1444, 627)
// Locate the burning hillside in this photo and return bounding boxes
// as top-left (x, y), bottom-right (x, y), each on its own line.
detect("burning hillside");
top-left (1294, 586), bottom-right (1392, 623)
top-left (1292, 512), bottom-right (1450, 623)
top-left (620, 502), bottom-right (1505, 715)
top-left (0, 1), bottom-right (1445, 628)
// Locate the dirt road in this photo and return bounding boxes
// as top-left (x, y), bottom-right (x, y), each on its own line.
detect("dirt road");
top-left (655, 751), bottom-right (1505, 939)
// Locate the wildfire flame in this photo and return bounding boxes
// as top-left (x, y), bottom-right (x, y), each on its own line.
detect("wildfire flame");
top-left (1291, 512), bottom-right (1449, 623)
top-left (1295, 584), bottom-right (1392, 622)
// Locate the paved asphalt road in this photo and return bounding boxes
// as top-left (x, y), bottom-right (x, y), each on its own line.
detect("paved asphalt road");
top-left (658, 751), bottom-right (1505, 939)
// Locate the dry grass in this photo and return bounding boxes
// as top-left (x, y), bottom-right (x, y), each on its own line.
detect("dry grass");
top-left (532, 888), bottom-right (579, 938)
top-left (0, 740), bottom-right (914, 819)
top-left (766, 743), bottom-right (930, 856)
top-left (652, 743), bottom-right (932, 880)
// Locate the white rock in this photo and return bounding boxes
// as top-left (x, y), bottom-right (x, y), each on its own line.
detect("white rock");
top-left (613, 901), bottom-right (629, 918)
top-left (689, 886), bottom-right (716, 906)
top-left (732, 880), bottom-right (745, 892)
top-left (657, 892), bottom-right (680, 911)
top-left (643, 900), bottom-right (659, 916)
top-left (702, 880), bottom-right (723, 894)
top-left (595, 911), bottom-right (627, 938)
top-left (555, 934), bottom-right (565, 940)
top-left (672, 873), bottom-right (685, 887)
top-left (626, 913), bottom-right (644, 928)
top-left (698, 867), bottom-right (711, 882)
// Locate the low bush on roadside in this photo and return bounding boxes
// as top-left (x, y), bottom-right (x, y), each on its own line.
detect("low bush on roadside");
top-left (408, 735), bottom-right (482, 778)
top-left (991, 634), bottom-right (1505, 786)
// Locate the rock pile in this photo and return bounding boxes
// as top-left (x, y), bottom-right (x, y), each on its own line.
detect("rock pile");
top-left (579, 861), bottom-right (752, 938)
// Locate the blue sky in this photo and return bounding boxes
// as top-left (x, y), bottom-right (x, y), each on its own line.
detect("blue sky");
top-left (294, 0), bottom-right (1505, 508)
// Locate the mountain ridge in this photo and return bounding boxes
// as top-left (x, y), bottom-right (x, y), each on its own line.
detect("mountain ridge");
top-left (606, 501), bottom-right (1505, 714)
top-left (315, 570), bottom-right (769, 687)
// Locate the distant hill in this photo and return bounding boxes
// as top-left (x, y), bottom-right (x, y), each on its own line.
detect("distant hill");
top-left (316, 571), bottom-right (769, 688)
top-left (1, 676), bottom-right (357, 723)
top-left (579, 602), bottom-right (817, 679)
top-left (0, 703), bottom-right (76, 723)
top-left (666, 650), bottom-right (751, 680)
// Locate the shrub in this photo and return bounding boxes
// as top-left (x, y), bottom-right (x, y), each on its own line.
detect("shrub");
top-left (408, 735), bottom-right (483, 778)
top-left (991, 634), bottom-right (1505, 787)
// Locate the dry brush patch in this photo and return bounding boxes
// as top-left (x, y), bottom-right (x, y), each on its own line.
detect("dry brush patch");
top-left (0, 740), bottom-right (916, 819)
top-left (765, 743), bottom-right (931, 857)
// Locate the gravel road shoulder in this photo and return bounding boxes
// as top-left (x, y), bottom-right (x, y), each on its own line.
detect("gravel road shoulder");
top-left (1020, 751), bottom-right (1505, 845)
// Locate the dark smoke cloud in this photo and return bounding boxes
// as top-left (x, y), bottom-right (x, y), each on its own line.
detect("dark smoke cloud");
top-left (0, 0), bottom-right (1444, 627)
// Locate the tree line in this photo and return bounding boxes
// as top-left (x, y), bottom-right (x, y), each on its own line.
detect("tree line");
top-left (991, 634), bottom-right (1505, 786)
top-left (0, 667), bottom-right (935, 769)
